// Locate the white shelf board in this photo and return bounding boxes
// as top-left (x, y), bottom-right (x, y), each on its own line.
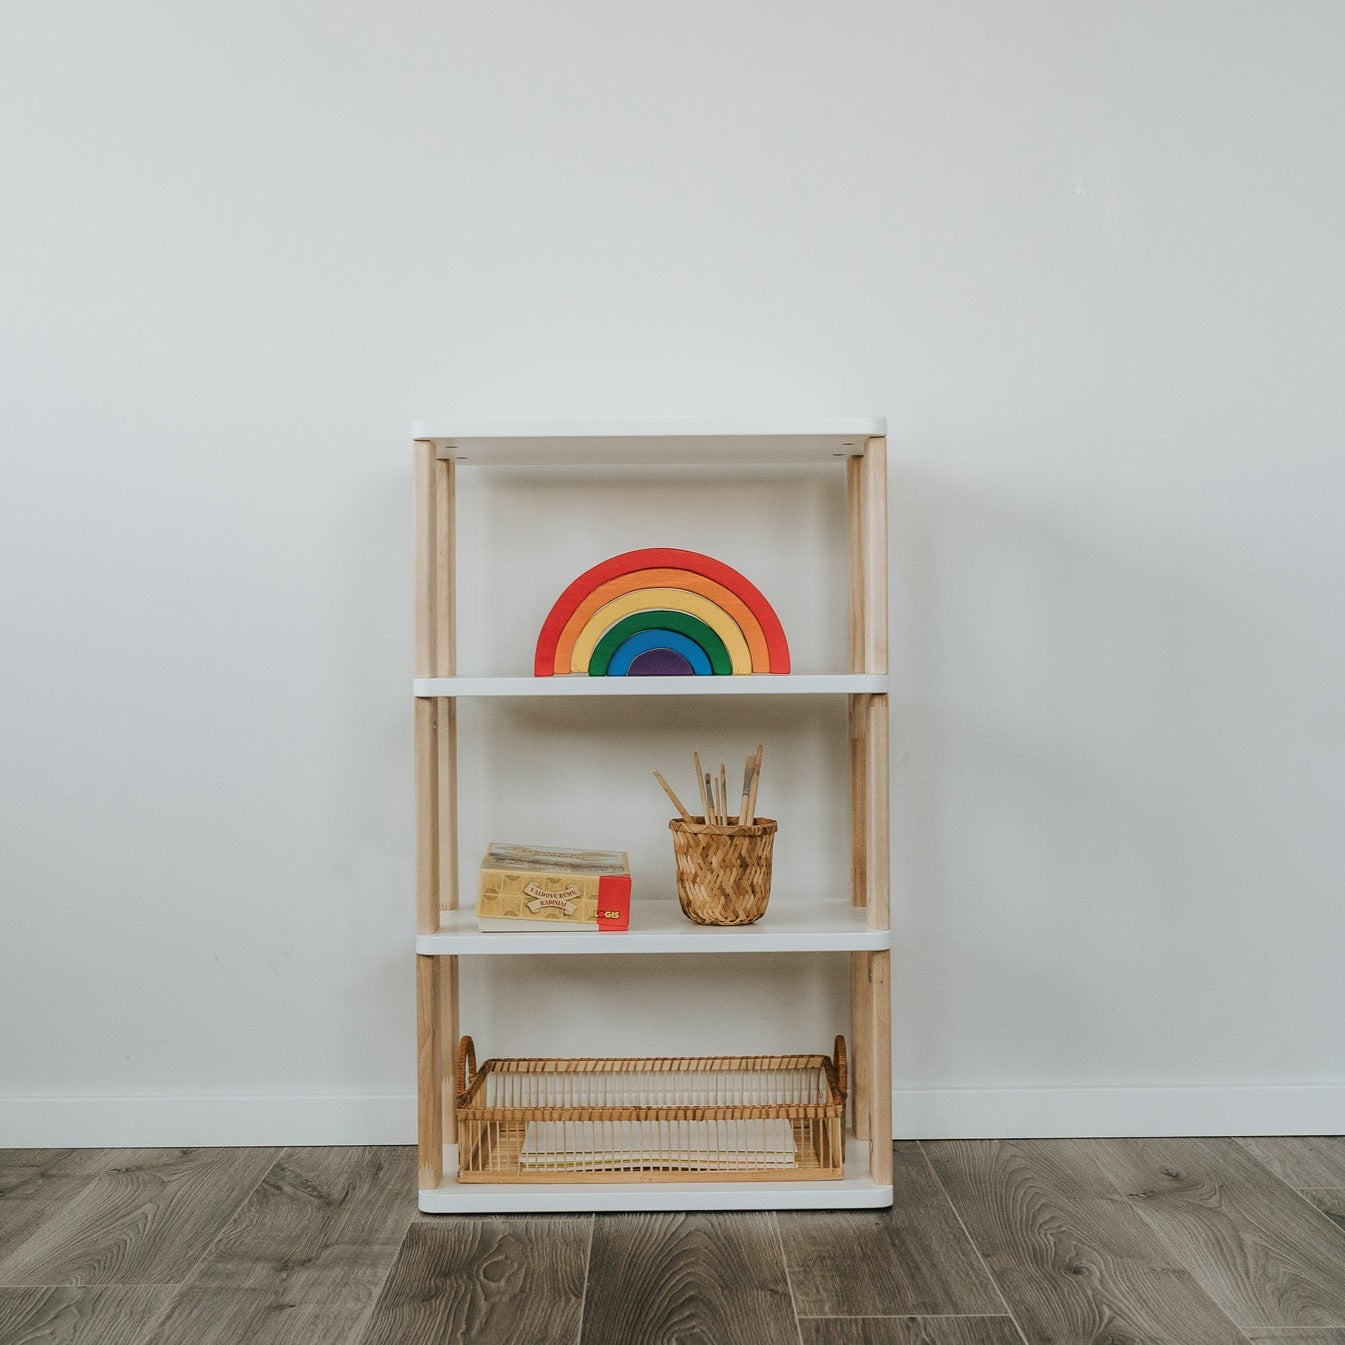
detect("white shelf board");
top-left (416, 901), bottom-right (890, 956)
top-left (412, 417), bottom-right (886, 465)
top-left (413, 674), bottom-right (888, 698)
top-left (419, 1140), bottom-right (890, 1212)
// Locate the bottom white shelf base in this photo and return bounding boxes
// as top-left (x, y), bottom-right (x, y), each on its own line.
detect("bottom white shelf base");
top-left (418, 1139), bottom-right (891, 1213)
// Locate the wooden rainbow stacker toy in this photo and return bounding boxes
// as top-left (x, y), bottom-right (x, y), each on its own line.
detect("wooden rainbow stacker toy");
top-left (534, 547), bottom-right (790, 677)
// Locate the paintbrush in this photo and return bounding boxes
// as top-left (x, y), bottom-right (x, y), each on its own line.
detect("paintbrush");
top-left (652, 769), bottom-right (694, 822)
top-left (746, 743), bottom-right (763, 823)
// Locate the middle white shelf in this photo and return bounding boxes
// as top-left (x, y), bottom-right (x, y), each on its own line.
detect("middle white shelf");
top-left (413, 675), bottom-right (887, 698)
top-left (416, 901), bottom-right (890, 955)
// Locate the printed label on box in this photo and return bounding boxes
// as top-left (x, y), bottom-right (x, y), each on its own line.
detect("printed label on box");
top-left (477, 843), bottom-right (631, 931)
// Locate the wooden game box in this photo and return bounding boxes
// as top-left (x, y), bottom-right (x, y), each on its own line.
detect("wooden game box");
top-left (476, 842), bottom-right (631, 932)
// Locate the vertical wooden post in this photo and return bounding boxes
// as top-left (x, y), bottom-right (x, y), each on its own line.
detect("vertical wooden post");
top-left (846, 452), bottom-right (865, 668)
top-left (847, 453), bottom-right (875, 1142)
top-left (865, 697), bottom-right (890, 931)
top-left (860, 436), bottom-right (892, 1185)
top-left (415, 700), bottom-right (439, 935)
top-left (413, 442), bottom-right (461, 1189)
top-left (435, 461), bottom-right (459, 919)
top-left (861, 433), bottom-right (891, 937)
top-left (868, 949), bottom-right (893, 1186)
top-left (435, 459), bottom-right (460, 1147)
top-left (847, 452), bottom-right (872, 1141)
top-left (849, 949), bottom-right (870, 1140)
top-left (415, 954), bottom-right (442, 1190)
top-left (434, 459), bottom-right (456, 677)
top-left (414, 443), bottom-right (439, 937)
top-left (847, 454), bottom-right (867, 910)
top-left (861, 437), bottom-right (888, 679)
top-left (846, 437), bottom-right (893, 1183)
top-left (849, 698), bottom-right (869, 911)
top-left (439, 956), bottom-right (459, 1141)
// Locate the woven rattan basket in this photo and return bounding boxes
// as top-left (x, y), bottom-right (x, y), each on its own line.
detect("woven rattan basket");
top-left (669, 816), bottom-right (777, 925)
top-left (455, 1034), bottom-right (846, 1183)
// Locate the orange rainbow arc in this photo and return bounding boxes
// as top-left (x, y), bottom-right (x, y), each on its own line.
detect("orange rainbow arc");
top-left (534, 547), bottom-right (790, 677)
top-left (552, 568), bottom-right (770, 675)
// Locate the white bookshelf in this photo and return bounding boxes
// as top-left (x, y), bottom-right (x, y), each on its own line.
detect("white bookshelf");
top-left (412, 418), bottom-right (893, 1212)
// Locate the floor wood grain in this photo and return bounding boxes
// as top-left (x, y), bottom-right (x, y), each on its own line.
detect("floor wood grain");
top-left (0, 1147), bottom-right (279, 1289)
top-left (580, 1211), bottom-right (795, 1345)
top-left (1086, 1137), bottom-right (1345, 1331)
top-left (358, 1216), bottom-right (589, 1345)
top-left (6, 1140), bottom-right (1345, 1345)
top-left (1237, 1139), bottom-right (1345, 1190)
top-left (187, 1146), bottom-right (414, 1303)
top-left (1244, 1333), bottom-right (1345, 1343)
top-left (798, 1316), bottom-right (1024, 1345)
top-left (780, 1143), bottom-right (1003, 1318)
top-left (147, 1286), bottom-right (377, 1345)
top-left (1302, 1191), bottom-right (1345, 1236)
top-left (924, 1138), bottom-right (1248, 1345)
top-left (0, 1150), bottom-right (114, 1190)
top-left (0, 1151), bottom-right (114, 1268)
top-left (142, 1148), bottom-right (416, 1345)
top-left (0, 1286), bottom-right (172, 1345)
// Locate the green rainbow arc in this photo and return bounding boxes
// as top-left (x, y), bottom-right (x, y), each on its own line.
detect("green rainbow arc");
top-left (588, 609), bottom-right (732, 676)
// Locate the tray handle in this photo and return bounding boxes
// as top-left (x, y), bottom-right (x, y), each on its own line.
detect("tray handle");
top-left (456, 1035), bottom-right (477, 1100)
top-left (833, 1034), bottom-right (847, 1099)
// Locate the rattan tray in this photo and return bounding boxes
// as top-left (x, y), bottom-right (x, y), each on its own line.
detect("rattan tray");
top-left (455, 1035), bottom-right (847, 1183)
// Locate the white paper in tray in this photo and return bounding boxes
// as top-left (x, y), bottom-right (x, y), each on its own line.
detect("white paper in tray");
top-left (518, 1118), bottom-right (798, 1170)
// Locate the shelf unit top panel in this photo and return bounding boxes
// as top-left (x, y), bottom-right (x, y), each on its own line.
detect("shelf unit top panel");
top-left (412, 418), bottom-right (886, 465)
top-left (417, 901), bottom-right (890, 955)
top-left (414, 674), bottom-right (887, 698)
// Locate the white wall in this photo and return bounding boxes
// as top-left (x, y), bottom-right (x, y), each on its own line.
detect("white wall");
top-left (3, 1), bottom-right (1344, 1144)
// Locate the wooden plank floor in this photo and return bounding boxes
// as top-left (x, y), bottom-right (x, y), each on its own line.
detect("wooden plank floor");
top-left (3, 1139), bottom-right (1345, 1345)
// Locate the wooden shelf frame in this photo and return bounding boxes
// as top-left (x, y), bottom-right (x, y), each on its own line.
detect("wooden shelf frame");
top-left (412, 423), bottom-right (892, 1207)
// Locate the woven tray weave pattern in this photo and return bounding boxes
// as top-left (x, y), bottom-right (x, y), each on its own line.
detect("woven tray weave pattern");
top-left (455, 1035), bottom-right (847, 1183)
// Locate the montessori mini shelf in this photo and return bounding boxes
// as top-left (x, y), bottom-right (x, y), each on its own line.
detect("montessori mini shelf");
top-left (412, 418), bottom-right (893, 1213)
top-left (454, 1036), bottom-right (847, 1184)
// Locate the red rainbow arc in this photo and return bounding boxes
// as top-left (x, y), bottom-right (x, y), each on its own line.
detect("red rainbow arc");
top-left (534, 548), bottom-right (790, 678)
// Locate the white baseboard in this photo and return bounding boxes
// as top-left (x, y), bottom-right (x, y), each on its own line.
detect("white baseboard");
top-left (894, 1083), bottom-right (1345, 1138)
top-left (4, 1084), bottom-right (1343, 1148)
top-left (0, 1093), bottom-right (416, 1148)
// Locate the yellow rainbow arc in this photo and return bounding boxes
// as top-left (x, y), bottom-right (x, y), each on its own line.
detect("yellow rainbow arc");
top-left (552, 567), bottom-right (771, 675)
top-left (534, 547), bottom-right (791, 677)
top-left (570, 588), bottom-right (754, 674)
